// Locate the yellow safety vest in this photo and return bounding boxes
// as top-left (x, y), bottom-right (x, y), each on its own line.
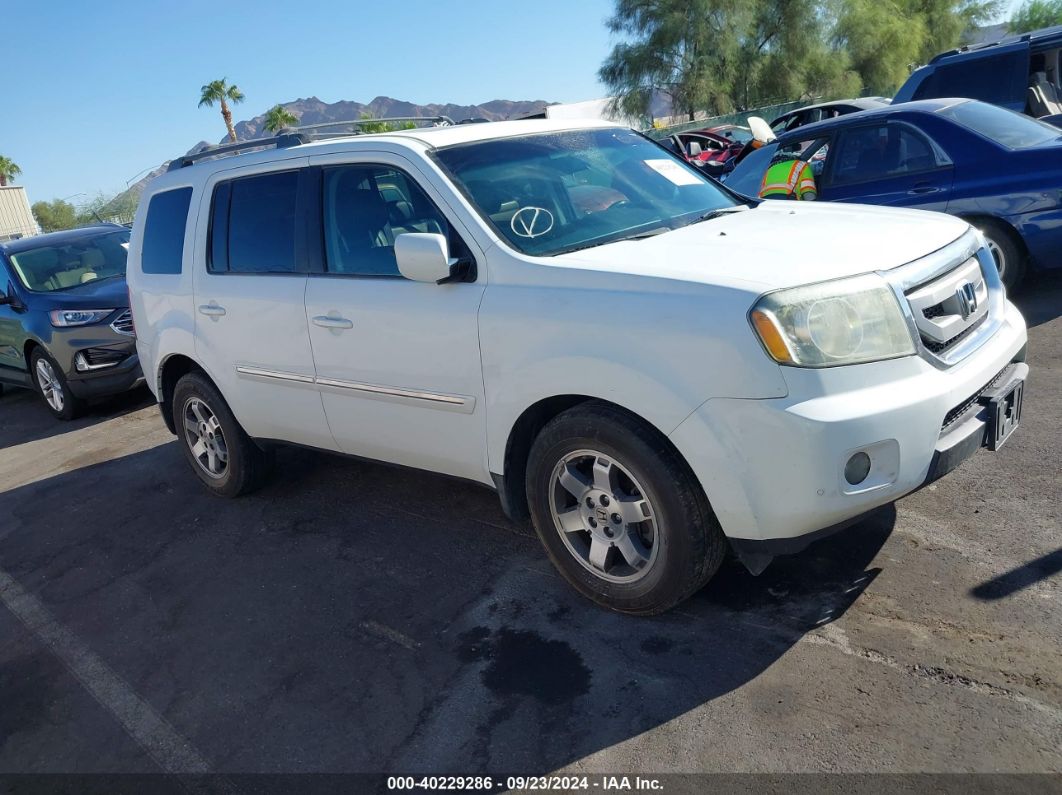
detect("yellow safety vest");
top-left (760, 159), bottom-right (817, 200)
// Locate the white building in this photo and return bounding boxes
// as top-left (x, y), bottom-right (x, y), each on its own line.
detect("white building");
top-left (0, 186), bottom-right (38, 242)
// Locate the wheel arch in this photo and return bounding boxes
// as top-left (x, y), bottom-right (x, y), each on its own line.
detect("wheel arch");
top-left (156, 354), bottom-right (211, 434)
top-left (495, 394), bottom-right (702, 524)
top-left (958, 214), bottom-right (1029, 258)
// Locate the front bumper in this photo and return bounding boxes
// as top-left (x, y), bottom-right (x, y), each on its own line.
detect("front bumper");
top-left (670, 299), bottom-right (1028, 552)
top-left (67, 352), bottom-right (144, 398)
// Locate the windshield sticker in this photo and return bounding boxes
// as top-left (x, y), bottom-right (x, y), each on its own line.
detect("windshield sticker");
top-left (644, 159), bottom-right (702, 186)
top-left (510, 206), bottom-right (555, 238)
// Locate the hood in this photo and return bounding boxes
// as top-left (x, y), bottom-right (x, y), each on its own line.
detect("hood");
top-left (552, 202), bottom-right (971, 291)
top-left (29, 275), bottom-right (130, 311)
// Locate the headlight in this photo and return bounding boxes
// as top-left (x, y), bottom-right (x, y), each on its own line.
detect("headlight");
top-left (750, 274), bottom-right (915, 367)
top-left (49, 309), bottom-right (115, 327)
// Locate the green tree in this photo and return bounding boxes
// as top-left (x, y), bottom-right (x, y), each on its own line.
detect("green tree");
top-left (198, 78), bottom-right (246, 142)
top-left (1009, 0), bottom-right (1062, 31)
top-left (263, 104), bottom-right (298, 133)
top-left (76, 190), bottom-right (139, 226)
top-left (600, 0), bottom-right (1002, 122)
top-left (600, 0), bottom-right (751, 121)
top-left (0, 156), bottom-right (21, 187)
top-left (737, 0), bottom-right (860, 108)
top-left (836, 0), bottom-right (999, 96)
top-left (31, 199), bottom-right (79, 233)
top-left (357, 112), bottom-right (417, 133)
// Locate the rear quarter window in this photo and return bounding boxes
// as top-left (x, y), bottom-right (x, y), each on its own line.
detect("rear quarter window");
top-left (141, 187), bottom-right (192, 274)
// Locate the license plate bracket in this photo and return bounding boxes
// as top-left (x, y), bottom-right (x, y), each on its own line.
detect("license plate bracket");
top-left (985, 379), bottom-right (1023, 451)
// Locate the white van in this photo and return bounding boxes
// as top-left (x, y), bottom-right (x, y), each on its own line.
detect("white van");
top-left (127, 117), bottom-right (1028, 614)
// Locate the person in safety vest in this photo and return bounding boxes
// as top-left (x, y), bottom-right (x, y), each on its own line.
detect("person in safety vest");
top-left (759, 153), bottom-right (817, 200)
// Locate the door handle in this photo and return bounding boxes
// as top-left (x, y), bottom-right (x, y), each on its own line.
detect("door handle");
top-left (198, 303), bottom-right (226, 317)
top-left (312, 315), bottom-right (353, 330)
top-left (908, 184), bottom-right (940, 196)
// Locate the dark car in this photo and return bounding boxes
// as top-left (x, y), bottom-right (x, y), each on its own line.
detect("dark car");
top-left (770, 97), bottom-right (891, 134)
top-left (723, 98), bottom-right (1062, 289)
top-left (0, 224), bottom-right (143, 419)
top-left (894, 25), bottom-right (1062, 120)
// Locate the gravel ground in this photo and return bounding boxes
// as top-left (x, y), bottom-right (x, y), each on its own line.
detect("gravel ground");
top-left (0, 273), bottom-right (1058, 781)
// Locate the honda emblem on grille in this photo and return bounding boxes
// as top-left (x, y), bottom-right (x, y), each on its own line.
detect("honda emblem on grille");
top-left (956, 281), bottom-right (978, 320)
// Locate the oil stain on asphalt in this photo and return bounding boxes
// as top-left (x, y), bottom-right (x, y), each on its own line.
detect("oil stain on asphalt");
top-left (458, 626), bottom-right (591, 706)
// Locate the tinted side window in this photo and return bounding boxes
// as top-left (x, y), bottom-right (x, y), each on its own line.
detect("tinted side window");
top-left (830, 125), bottom-right (938, 185)
top-left (913, 53), bottom-right (1027, 105)
top-left (322, 165), bottom-right (454, 277)
top-left (141, 187), bottom-right (192, 274)
top-left (210, 171), bottom-right (299, 273)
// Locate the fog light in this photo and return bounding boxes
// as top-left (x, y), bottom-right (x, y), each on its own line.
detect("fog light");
top-left (844, 452), bottom-right (872, 485)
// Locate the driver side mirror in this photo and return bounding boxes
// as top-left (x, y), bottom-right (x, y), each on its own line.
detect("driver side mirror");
top-left (395, 233), bottom-right (470, 285)
top-left (687, 141), bottom-right (703, 157)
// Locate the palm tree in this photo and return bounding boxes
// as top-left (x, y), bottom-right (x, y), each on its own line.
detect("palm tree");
top-left (263, 104), bottom-right (297, 133)
top-left (198, 78), bottom-right (246, 142)
top-left (0, 156), bottom-right (21, 187)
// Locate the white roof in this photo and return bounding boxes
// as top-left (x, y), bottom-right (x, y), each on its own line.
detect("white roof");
top-left (311, 117), bottom-right (623, 149)
top-left (147, 118), bottom-right (625, 193)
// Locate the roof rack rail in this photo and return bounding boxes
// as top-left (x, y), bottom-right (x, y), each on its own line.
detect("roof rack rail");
top-left (167, 115), bottom-right (456, 171)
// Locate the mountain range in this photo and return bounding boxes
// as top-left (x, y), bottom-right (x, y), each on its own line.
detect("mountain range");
top-left (120, 95), bottom-right (552, 203)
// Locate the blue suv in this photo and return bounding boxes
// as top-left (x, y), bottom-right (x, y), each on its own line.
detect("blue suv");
top-left (895, 25), bottom-right (1062, 123)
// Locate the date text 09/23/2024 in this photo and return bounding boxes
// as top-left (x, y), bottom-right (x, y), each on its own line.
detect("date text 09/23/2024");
top-left (386, 775), bottom-right (664, 791)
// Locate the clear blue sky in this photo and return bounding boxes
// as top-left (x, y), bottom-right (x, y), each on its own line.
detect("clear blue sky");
top-left (5, 0), bottom-right (1026, 206)
top-left (4, 0), bottom-right (614, 205)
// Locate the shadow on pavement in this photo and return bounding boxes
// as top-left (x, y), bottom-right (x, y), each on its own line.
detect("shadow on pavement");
top-left (1013, 270), bottom-right (1062, 329)
top-left (0, 440), bottom-right (893, 773)
top-left (970, 548), bottom-right (1062, 601)
top-left (0, 385), bottom-right (154, 451)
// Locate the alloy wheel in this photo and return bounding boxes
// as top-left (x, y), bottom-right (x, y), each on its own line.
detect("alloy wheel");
top-left (985, 235), bottom-right (1007, 282)
top-left (548, 449), bottom-right (660, 583)
top-left (35, 359), bottom-right (64, 412)
top-left (182, 397), bottom-right (229, 479)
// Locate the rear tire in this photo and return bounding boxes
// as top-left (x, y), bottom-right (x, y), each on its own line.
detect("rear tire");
top-left (172, 372), bottom-right (272, 497)
top-left (526, 401), bottom-right (726, 615)
top-left (975, 219), bottom-right (1025, 291)
top-left (31, 349), bottom-right (85, 421)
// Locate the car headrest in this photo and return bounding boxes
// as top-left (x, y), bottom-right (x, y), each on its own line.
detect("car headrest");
top-left (80, 248), bottom-right (105, 269)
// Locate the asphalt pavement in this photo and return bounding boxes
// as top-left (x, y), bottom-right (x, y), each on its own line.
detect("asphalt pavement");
top-left (0, 273), bottom-right (1059, 782)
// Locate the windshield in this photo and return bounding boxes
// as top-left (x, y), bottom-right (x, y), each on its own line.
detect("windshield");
top-left (434, 128), bottom-right (739, 256)
top-left (939, 101), bottom-right (1061, 149)
top-left (9, 229), bottom-right (129, 292)
top-left (724, 144), bottom-right (778, 197)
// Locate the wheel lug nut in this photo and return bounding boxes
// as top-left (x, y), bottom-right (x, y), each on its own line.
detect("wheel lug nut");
top-left (589, 518), bottom-right (598, 528)
top-left (612, 513), bottom-right (621, 524)
top-left (585, 497), bottom-right (595, 508)
top-left (604, 527), bottom-right (615, 538)
top-left (600, 495), bottom-right (610, 506)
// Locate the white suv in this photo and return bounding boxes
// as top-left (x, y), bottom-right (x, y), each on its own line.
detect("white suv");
top-left (127, 118), bottom-right (1028, 614)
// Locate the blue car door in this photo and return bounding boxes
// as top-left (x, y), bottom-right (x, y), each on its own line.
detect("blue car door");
top-left (817, 121), bottom-right (954, 212)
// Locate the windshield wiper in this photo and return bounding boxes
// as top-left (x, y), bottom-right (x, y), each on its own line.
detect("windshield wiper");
top-left (692, 205), bottom-right (752, 224)
top-left (556, 226), bottom-right (671, 255)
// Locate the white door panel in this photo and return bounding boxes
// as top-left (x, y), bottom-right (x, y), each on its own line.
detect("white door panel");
top-left (305, 278), bottom-right (487, 481)
top-left (195, 274), bottom-right (334, 449)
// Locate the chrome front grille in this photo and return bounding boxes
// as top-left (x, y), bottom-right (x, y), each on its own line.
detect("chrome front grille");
top-left (111, 309), bottom-right (135, 336)
top-left (904, 256), bottom-right (990, 361)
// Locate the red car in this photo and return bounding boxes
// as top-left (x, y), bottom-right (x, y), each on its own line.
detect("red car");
top-left (658, 127), bottom-right (752, 173)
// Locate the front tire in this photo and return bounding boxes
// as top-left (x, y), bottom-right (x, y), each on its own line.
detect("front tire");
top-left (975, 219), bottom-right (1025, 291)
top-left (526, 402), bottom-right (726, 615)
top-left (172, 372), bottom-right (272, 497)
top-left (31, 349), bottom-right (85, 421)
